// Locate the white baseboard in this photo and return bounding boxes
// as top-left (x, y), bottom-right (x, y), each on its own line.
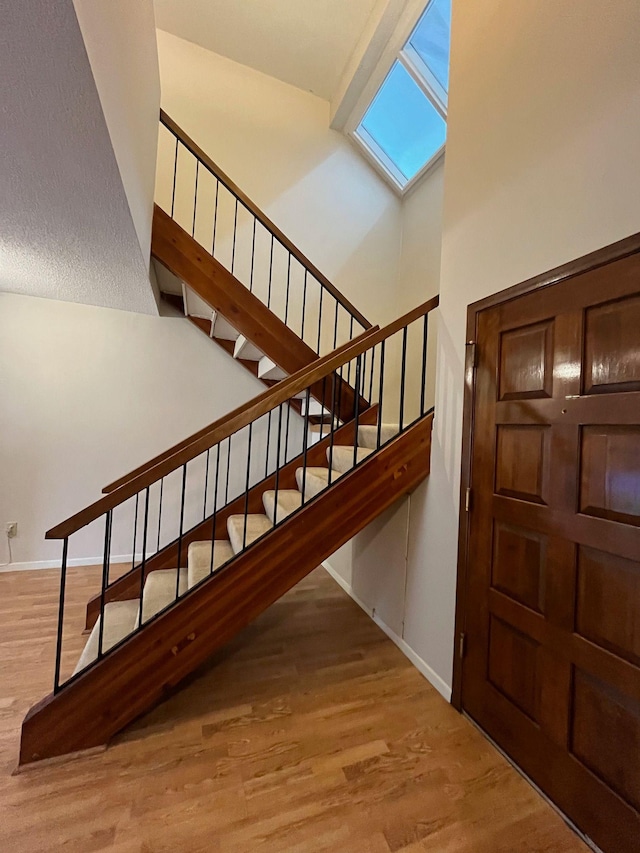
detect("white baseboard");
top-left (0, 553), bottom-right (138, 573)
top-left (322, 560), bottom-right (452, 703)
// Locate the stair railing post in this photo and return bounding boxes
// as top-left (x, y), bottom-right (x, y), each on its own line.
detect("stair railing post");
top-left (209, 443), bottom-right (221, 576)
top-left (175, 464), bottom-right (188, 600)
top-left (273, 404), bottom-right (284, 526)
top-left (377, 340), bottom-right (386, 449)
top-left (301, 387), bottom-right (311, 505)
top-left (399, 326), bottom-right (408, 433)
top-left (97, 510), bottom-right (113, 658)
top-left (138, 488), bottom-right (150, 627)
top-left (353, 355), bottom-right (362, 469)
top-left (242, 423), bottom-right (253, 549)
top-left (53, 537), bottom-right (69, 693)
top-left (420, 312), bottom-right (429, 417)
top-left (327, 371), bottom-right (338, 486)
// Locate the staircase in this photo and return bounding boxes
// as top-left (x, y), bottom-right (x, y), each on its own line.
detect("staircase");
top-left (18, 112), bottom-right (439, 767)
top-left (152, 111), bottom-right (371, 424)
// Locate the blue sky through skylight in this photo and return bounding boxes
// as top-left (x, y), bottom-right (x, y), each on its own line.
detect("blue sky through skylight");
top-left (409, 0), bottom-right (451, 92)
top-left (360, 61), bottom-right (447, 182)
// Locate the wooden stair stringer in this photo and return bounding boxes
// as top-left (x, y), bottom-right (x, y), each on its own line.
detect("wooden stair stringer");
top-left (152, 205), bottom-right (366, 422)
top-left (20, 414), bottom-right (432, 766)
top-left (84, 406), bottom-right (379, 630)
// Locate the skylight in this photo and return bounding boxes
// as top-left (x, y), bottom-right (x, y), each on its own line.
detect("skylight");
top-left (352, 0), bottom-right (451, 193)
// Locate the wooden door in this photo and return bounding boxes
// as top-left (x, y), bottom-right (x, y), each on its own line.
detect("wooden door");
top-left (460, 247), bottom-right (640, 853)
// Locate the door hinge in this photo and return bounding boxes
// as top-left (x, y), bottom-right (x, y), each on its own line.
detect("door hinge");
top-left (466, 341), bottom-right (477, 369)
top-left (459, 633), bottom-right (467, 659)
top-left (465, 486), bottom-right (472, 512)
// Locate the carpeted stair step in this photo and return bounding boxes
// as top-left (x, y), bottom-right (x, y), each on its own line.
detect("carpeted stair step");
top-left (188, 540), bottom-right (235, 588)
top-left (295, 466), bottom-right (343, 500)
top-left (139, 568), bottom-right (188, 623)
top-left (227, 514), bottom-right (272, 553)
top-left (328, 445), bottom-right (373, 473)
top-left (262, 489), bottom-right (302, 524)
top-left (74, 600), bottom-right (139, 675)
top-left (357, 423), bottom-right (399, 449)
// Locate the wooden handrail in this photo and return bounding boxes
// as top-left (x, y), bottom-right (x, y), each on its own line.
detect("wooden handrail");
top-left (46, 297), bottom-right (438, 540)
top-left (102, 329), bottom-right (377, 494)
top-left (159, 109), bottom-right (372, 331)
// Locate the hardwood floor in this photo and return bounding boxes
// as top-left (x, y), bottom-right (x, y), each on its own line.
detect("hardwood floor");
top-left (0, 565), bottom-right (587, 852)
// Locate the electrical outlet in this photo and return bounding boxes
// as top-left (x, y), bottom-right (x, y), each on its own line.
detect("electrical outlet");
top-left (6, 522), bottom-right (17, 539)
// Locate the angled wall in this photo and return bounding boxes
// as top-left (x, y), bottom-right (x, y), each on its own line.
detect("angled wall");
top-left (0, 0), bottom-right (157, 313)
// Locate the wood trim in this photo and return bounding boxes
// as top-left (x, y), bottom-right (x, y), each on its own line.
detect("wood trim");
top-left (21, 415), bottom-right (433, 765)
top-left (451, 232), bottom-right (640, 711)
top-left (159, 110), bottom-right (371, 330)
top-left (47, 297), bottom-right (438, 540)
top-left (85, 407), bottom-right (379, 630)
top-left (467, 231), bottom-right (640, 315)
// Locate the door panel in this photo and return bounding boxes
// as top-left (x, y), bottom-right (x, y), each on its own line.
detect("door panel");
top-left (461, 250), bottom-right (640, 853)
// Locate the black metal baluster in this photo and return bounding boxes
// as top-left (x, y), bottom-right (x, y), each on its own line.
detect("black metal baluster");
top-left (399, 327), bottom-right (408, 433)
top-left (211, 180), bottom-right (219, 257)
top-left (231, 198), bottom-right (238, 274)
top-left (327, 371), bottom-right (338, 486)
top-left (131, 493), bottom-right (139, 574)
top-left (368, 346), bottom-right (376, 403)
top-left (97, 510), bottom-right (112, 659)
top-left (267, 236), bottom-right (274, 309)
top-left (361, 350), bottom-right (367, 399)
top-left (191, 160), bottom-right (199, 237)
top-left (203, 449), bottom-right (210, 518)
top-left (317, 287), bottom-right (324, 354)
top-left (156, 479), bottom-right (163, 552)
top-left (301, 270), bottom-right (308, 341)
top-left (284, 255), bottom-right (291, 325)
top-left (284, 398), bottom-right (292, 463)
top-left (175, 464), bottom-right (187, 600)
top-left (420, 313), bottom-right (429, 417)
top-left (377, 341), bottom-right (386, 449)
top-left (53, 537), bottom-right (69, 692)
top-left (353, 355), bottom-right (362, 468)
top-left (273, 405), bottom-right (284, 525)
top-left (347, 317), bottom-right (354, 384)
top-left (138, 488), bottom-right (150, 627)
top-left (242, 424), bottom-right (253, 548)
top-left (225, 436), bottom-right (231, 505)
top-left (333, 298), bottom-right (339, 349)
top-left (170, 137), bottom-right (179, 219)
top-left (265, 409), bottom-right (272, 479)
top-left (209, 443), bottom-right (221, 576)
top-left (301, 387), bottom-right (311, 505)
top-left (249, 218), bottom-right (257, 292)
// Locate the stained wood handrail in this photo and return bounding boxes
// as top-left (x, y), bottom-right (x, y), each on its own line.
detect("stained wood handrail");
top-left (102, 329), bottom-right (378, 494)
top-left (159, 110), bottom-right (372, 331)
top-left (46, 297), bottom-right (438, 540)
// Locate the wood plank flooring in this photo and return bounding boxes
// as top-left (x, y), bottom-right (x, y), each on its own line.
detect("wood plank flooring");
top-left (0, 565), bottom-right (588, 852)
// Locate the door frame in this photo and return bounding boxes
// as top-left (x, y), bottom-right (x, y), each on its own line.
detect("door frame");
top-left (451, 231), bottom-right (640, 711)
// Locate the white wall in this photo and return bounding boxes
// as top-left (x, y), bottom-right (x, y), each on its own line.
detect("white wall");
top-left (0, 293), bottom-right (275, 567)
top-left (404, 0), bottom-right (640, 694)
top-left (155, 30), bottom-right (403, 330)
top-left (72, 0), bottom-right (160, 268)
top-left (325, 161), bottom-right (445, 688)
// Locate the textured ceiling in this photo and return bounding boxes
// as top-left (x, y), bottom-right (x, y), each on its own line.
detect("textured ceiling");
top-left (153, 0), bottom-right (379, 100)
top-left (1, 0), bottom-right (157, 314)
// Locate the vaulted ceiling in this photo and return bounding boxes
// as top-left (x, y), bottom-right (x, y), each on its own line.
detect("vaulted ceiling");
top-left (153, 0), bottom-right (380, 100)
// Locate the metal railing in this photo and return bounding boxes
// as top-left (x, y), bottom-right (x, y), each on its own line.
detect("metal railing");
top-left (157, 111), bottom-right (372, 355)
top-left (46, 297), bottom-right (438, 693)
